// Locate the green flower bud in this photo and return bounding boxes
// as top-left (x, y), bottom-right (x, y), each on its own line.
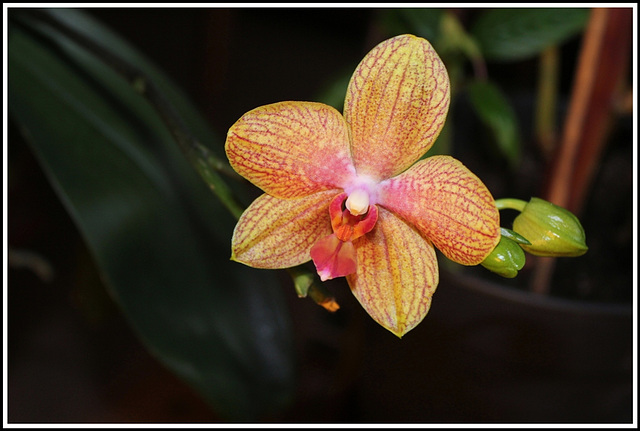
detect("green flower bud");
top-left (512, 197), bottom-right (588, 257)
top-left (481, 236), bottom-right (526, 278)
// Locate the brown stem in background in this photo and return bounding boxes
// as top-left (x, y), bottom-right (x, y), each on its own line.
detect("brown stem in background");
top-left (568, 8), bottom-right (632, 215)
top-left (531, 7), bottom-right (632, 294)
top-left (543, 8), bottom-right (608, 209)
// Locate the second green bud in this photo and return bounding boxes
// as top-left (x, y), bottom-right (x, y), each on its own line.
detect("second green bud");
top-left (481, 236), bottom-right (526, 278)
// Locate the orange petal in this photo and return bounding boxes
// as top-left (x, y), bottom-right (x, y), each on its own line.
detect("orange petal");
top-left (378, 155), bottom-right (500, 265)
top-left (346, 208), bottom-right (439, 338)
top-left (344, 34), bottom-right (450, 181)
top-left (231, 190), bottom-right (338, 268)
top-left (225, 101), bottom-right (355, 199)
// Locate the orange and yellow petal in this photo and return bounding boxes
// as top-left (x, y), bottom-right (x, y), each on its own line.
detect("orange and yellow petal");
top-left (225, 101), bottom-right (355, 199)
top-left (231, 190), bottom-right (338, 268)
top-left (378, 155), bottom-right (500, 265)
top-left (346, 208), bottom-right (439, 338)
top-left (344, 34), bottom-right (450, 181)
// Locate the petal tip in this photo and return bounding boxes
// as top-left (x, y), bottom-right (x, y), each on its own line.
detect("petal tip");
top-left (383, 320), bottom-right (420, 339)
top-left (392, 330), bottom-right (405, 339)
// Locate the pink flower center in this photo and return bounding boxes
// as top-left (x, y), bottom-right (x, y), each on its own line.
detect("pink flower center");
top-left (329, 192), bottom-right (378, 242)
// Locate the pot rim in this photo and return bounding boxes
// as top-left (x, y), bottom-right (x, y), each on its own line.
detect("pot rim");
top-left (442, 269), bottom-right (633, 318)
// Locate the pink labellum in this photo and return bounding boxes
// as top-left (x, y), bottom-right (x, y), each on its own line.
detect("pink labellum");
top-left (310, 234), bottom-right (357, 281)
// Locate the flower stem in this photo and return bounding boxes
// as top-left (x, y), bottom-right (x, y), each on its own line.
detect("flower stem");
top-left (535, 45), bottom-right (560, 159)
top-left (494, 198), bottom-right (527, 212)
top-left (189, 145), bottom-right (245, 220)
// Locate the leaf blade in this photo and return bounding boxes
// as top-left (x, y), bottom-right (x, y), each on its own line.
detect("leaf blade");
top-left (467, 80), bottom-right (521, 166)
top-left (9, 12), bottom-right (294, 420)
top-left (472, 8), bottom-right (590, 61)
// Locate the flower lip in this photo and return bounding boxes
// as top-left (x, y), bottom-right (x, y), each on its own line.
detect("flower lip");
top-left (328, 192), bottom-right (378, 242)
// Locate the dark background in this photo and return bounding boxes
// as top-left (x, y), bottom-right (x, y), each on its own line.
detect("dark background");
top-left (8, 7), bottom-right (634, 423)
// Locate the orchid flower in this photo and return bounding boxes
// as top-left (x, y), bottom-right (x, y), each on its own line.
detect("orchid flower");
top-left (225, 34), bottom-right (500, 337)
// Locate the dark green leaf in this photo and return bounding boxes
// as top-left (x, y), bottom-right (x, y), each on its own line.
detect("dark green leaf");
top-left (9, 9), bottom-right (293, 421)
top-left (472, 8), bottom-right (590, 61)
top-left (466, 80), bottom-right (520, 166)
top-left (397, 8), bottom-right (444, 42)
top-left (376, 9), bottom-right (443, 43)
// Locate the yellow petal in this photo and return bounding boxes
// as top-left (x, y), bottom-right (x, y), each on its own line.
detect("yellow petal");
top-left (379, 155), bottom-right (500, 265)
top-left (226, 101), bottom-right (355, 199)
top-left (231, 190), bottom-right (338, 268)
top-left (344, 34), bottom-right (450, 181)
top-left (347, 208), bottom-right (438, 338)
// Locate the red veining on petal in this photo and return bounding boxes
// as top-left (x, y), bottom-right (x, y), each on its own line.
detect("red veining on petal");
top-left (225, 101), bottom-right (356, 199)
top-left (344, 35), bottom-right (451, 180)
top-left (378, 156), bottom-right (500, 265)
top-left (346, 208), bottom-right (439, 337)
top-left (231, 191), bottom-right (337, 269)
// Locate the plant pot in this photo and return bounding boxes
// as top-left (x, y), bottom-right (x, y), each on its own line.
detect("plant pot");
top-left (353, 269), bottom-right (633, 423)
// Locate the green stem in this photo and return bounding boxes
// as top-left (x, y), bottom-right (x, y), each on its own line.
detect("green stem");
top-left (287, 266), bottom-right (315, 298)
top-left (189, 145), bottom-right (245, 220)
top-left (286, 265), bottom-right (340, 311)
top-left (535, 45), bottom-right (559, 158)
top-left (495, 198), bottom-right (528, 212)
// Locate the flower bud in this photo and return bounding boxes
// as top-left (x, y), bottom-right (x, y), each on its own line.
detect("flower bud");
top-left (481, 236), bottom-right (526, 278)
top-left (512, 197), bottom-right (588, 257)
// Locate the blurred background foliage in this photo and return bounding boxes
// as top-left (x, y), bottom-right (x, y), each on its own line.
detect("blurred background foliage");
top-left (7, 7), bottom-right (633, 423)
